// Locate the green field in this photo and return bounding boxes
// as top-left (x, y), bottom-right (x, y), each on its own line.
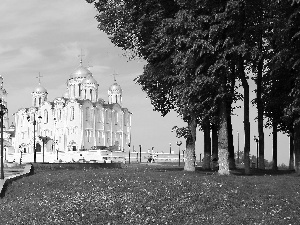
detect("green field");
top-left (0, 164), bottom-right (299, 224)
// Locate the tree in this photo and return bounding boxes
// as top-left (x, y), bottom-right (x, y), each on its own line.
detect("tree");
top-left (207, 0), bottom-right (252, 174)
top-left (263, 0), bottom-right (300, 173)
top-left (87, 0), bottom-right (239, 172)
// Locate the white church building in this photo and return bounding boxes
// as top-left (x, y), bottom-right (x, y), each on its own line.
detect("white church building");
top-left (5, 59), bottom-right (132, 163)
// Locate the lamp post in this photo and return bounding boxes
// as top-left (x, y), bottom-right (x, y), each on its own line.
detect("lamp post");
top-left (169, 142), bottom-right (172, 154)
top-left (27, 114), bottom-right (42, 163)
top-left (182, 149), bottom-right (185, 162)
top-left (254, 135), bottom-right (259, 169)
top-left (19, 145), bottom-right (23, 165)
top-left (54, 140), bottom-right (58, 160)
top-left (139, 145), bottom-right (142, 163)
top-left (39, 136), bottom-right (48, 163)
top-left (128, 143), bottom-right (131, 164)
top-left (177, 141), bottom-right (182, 166)
top-left (0, 99), bottom-right (7, 179)
top-left (237, 132), bottom-right (240, 164)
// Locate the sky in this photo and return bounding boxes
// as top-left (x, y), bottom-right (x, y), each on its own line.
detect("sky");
top-left (0, 0), bottom-right (290, 165)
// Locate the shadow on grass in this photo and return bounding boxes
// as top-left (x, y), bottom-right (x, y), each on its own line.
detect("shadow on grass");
top-left (230, 168), bottom-right (297, 176)
top-left (150, 165), bottom-right (297, 176)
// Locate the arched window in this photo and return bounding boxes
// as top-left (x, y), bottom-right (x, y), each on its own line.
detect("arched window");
top-left (78, 84), bottom-right (81, 97)
top-left (39, 97), bottom-right (41, 106)
top-left (86, 107), bottom-right (90, 121)
top-left (58, 109), bottom-right (62, 121)
top-left (106, 110), bottom-right (111, 123)
top-left (114, 111), bottom-right (118, 124)
top-left (90, 89), bottom-right (93, 101)
top-left (70, 107), bottom-right (75, 121)
top-left (44, 110), bottom-right (48, 123)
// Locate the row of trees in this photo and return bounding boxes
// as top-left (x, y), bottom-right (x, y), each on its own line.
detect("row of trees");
top-left (85, 0), bottom-right (300, 174)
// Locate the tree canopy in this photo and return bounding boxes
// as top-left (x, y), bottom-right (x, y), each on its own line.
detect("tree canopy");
top-left (86, 0), bottom-right (300, 173)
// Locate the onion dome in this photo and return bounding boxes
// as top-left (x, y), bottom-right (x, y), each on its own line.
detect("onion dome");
top-left (82, 75), bottom-right (97, 84)
top-left (109, 83), bottom-right (122, 93)
top-left (33, 84), bottom-right (47, 93)
top-left (70, 64), bottom-right (92, 79)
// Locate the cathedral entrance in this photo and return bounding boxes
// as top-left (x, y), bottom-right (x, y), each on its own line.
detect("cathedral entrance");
top-left (36, 143), bottom-right (41, 152)
top-left (72, 146), bottom-right (76, 151)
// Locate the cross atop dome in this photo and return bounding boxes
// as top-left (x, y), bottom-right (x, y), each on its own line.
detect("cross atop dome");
top-left (78, 49), bottom-right (85, 65)
top-left (36, 72), bottom-right (43, 85)
top-left (111, 71), bottom-right (119, 82)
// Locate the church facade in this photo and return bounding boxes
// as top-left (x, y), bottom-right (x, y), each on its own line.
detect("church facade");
top-left (10, 60), bottom-right (132, 162)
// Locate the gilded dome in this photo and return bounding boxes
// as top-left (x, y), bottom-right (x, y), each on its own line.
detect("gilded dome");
top-left (82, 75), bottom-right (97, 84)
top-left (109, 83), bottom-right (122, 93)
top-left (33, 85), bottom-right (47, 93)
top-left (70, 65), bottom-right (92, 79)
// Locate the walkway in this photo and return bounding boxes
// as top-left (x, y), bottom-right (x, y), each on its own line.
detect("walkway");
top-left (0, 164), bottom-right (32, 197)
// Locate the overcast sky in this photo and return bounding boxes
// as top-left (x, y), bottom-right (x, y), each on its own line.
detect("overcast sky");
top-left (0, 0), bottom-right (290, 165)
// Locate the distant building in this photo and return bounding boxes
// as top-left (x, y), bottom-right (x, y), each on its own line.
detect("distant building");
top-left (0, 75), bottom-right (15, 159)
top-left (9, 60), bottom-right (132, 162)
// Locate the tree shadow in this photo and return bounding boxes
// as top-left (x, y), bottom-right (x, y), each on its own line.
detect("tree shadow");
top-left (152, 166), bottom-right (297, 176)
top-left (230, 168), bottom-right (297, 176)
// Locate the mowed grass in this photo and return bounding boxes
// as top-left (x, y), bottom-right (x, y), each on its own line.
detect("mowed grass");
top-left (0, 164), bottom-right (300, 224)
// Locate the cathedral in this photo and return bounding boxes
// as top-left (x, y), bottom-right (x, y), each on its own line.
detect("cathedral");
top-left (5, 59), bottom-right (132, 163)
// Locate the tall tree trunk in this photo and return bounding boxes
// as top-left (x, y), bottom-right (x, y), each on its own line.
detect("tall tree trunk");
top-left (218, 100), bottom-right (230, 175)
top-left (257, 57), bottom-right (265, 169)
top-left (227, 109), bottom-right (235, 169)
top-left (294, 120), bottom-right (300, 175)
top-left (211, 124), bottom-right (218, 161)
top-left (289, 129), bottom-right (295, 170)
top-left (184, 117), bottom-right (196, 171)
top-left (203, 119), bottom-right (211, 170)
top-left (218, 72), bottom-right (230, 175)
top-left (239, 60), bottom-right (251, 175)
top-left (272, 120), bottom-right (278, 170)
top-left (228, 64), bottom-right (236, 169)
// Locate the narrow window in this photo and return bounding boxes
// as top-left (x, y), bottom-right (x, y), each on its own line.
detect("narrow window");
top-left (115, 111), bottom-right (118, 124)
top-left (44, 110), bottom-right (48, 123)
top-left (70, 107), bottom-right (74, 121)
top-left (86, 107), bottom-right (90, 121)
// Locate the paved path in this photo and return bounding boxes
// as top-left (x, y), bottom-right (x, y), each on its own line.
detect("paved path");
top-left (0, 164), bottom-right (32, 197)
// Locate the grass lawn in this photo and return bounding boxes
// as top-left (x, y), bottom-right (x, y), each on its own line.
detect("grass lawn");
top-left (0, 163), bottom-right (299, 224)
